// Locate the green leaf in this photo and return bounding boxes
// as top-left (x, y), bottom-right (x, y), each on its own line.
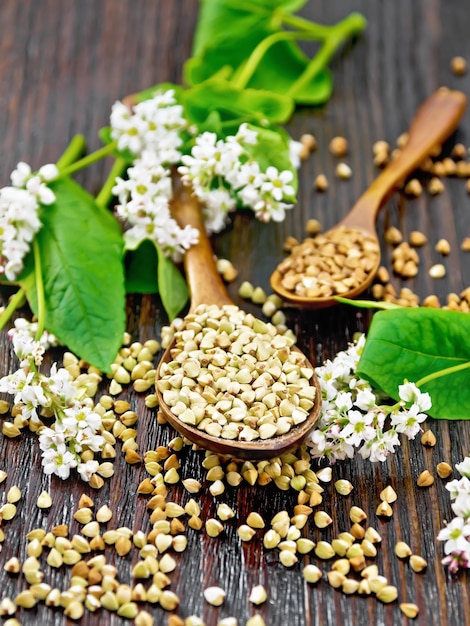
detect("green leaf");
top-left (190, 0), bottom-right (271, 60)
top-left (156, 245), bottom-right (189, 321)
top-left (357, 308), bottom-right (470, 420)
top-left (124, 240), bottom-right (189, 320)
top-left (185, 0), bottom-right (333, 105)
top-left (18, 178), bottom-right (126, 372)
top-left (182, 79), bottom-right (295, 129)
top-left (186, 2), bottom-right (304, 77)
top-left (125, 240), bottom-right (159, 294)
top-left (124, 236), bottom-right (189, 319)
top-left (190, 0), bottom-right (308, 59)
top-left (186, 1), bottom-right (366, 106)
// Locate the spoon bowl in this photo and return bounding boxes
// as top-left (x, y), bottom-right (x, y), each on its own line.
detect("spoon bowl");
top-left (157, 348), bottom-right (322, 461)
top-left (271, 88), bottom-right (467, 308)
top-left (155, 178), bottom-right (322, 460)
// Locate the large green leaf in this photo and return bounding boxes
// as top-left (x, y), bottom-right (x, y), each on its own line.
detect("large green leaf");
top-left (182, 80), bottom-right (295, 129)
top-left (19, 178), bottom-right (126, 372)
top-left (357, 308), bottom-right (470, 420)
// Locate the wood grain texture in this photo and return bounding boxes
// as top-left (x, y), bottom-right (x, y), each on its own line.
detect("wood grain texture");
top-left (0, 1), bottom-right (469, 625)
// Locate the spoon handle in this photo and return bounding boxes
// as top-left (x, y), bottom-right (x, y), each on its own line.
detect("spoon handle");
top-left (170, 176), bottom-right (233, 311)
top-left (342, 88), bottom-right (467, 231)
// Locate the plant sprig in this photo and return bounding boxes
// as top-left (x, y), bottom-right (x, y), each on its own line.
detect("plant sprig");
top-left (0, 0), bottom-right (367, 371)
top-left (356, 307), bottom-right (470, 420)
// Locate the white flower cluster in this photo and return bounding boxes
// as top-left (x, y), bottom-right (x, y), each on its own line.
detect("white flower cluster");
top-left (112, 152), bottom-right (199, 261)
top-left (178, 125), bottom-right (296, 232)
top-left (8, 317), bottom-right (60, 367)
top-left (109, 90), bottom-right (299, 252)
top-left (0, 329), bottom-right (105, 482)
top-left (110, 89), bottom-right (188, 162)
top-left (110, 90), bottom-right (198, 259)
top-left (307, 335), bottom-right (431, 463)
top-left (0, 162), bottom-right (58, 280)
top-left (437, 456), bottom-right (470, 573)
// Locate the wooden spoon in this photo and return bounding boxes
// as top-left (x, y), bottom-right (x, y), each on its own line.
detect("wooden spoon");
top-left (270, 88), bottom-right (467, 308)
top-left (155, 178), bottom-right (322, 460)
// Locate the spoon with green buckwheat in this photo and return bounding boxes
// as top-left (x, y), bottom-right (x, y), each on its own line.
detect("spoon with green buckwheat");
top-left (270, 87), bottom-right (467, 308)
top-left (154, 176), bottom-right (322, 460)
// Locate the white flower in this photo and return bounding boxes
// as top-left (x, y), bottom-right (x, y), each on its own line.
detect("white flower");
top-left (0, 162), bottom-right (57, 280)
top-left (289, 139), bottom-right (303, 169)
top-left (8, 318), bottom-right (58, 365)
top-left (48, 365), bottom-right (82, 404)
top-left (309, 428), bottom-right (328, 452)
top-left (437, 517), bottom-right (470, 554)
top-left (236, 183), bottom-right (263, 209)
top-left (334, 391), bottom-right (353, 412)
top-left (38, 163), bottom-right (59, 182)
top-left (74, 427), bottom-right (105, 453)
top-left (200, 187), bottom-right (237, 234)
top-left (456, 456), bottom-right (470, 479)
top-left (360, 430), bottom-right (400, 462)
top-left (41, 444), bottom-right (77, 480)
top-left (390, 404), bottom-right (426, 439)
top-left (17, 167), bottom-right (56, 205)
top-left (63, 405), bottom-right (101, 431)
top-left (341, 410), bottom-right (376, 446)
top-left (229, 161), bottom-right (263, 190)
top-left (77, 459), bottom-right (99, 482)
top-left (452, 493), bottom-right (470, 519)
top-left (355, 388), bottom-right (376, 411)
top-left (446, 477), bottom-right (470, 501)
top-left (258, 200), bottom-right (292, 223)
top-left (234, 123), bottom-right (258, 145)
top-left (398, 381), bottom-right (432, 412)
top-left (438, 453), bottom-right (470, 572)
top-left (261, 166), bottom-right (295, 202)
top-left (15, 382), bottom-right (48, 422)
top-left (10, 161), bottom-right (32, 187)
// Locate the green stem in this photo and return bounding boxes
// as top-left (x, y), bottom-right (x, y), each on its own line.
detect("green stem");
top-left (0, 289), bottom-right (26, 332)
top-left (56, 135), bottom-right (87, 169)
top-left (233, 30), bottom-right (318, 90)
top-left (277, 10), bottom-right (366, 40)
top-left (33, 238), bottom-right (46, 341)
top-left (95, 156), bottom-right (128, 209)
top-left (416, 362), bottom-right (470, 388)
top-left (55, 141), bottom-right (117, 180)
top-left (232, 11), bottom-right (366, 92)
top-left (286, 14), bottom-right (366, 97)
top-left (334, 297), bottom-right (402, 310)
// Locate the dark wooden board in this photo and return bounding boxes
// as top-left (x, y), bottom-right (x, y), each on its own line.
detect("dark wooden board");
top-left (0, 1), bottom-right (468, 624)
